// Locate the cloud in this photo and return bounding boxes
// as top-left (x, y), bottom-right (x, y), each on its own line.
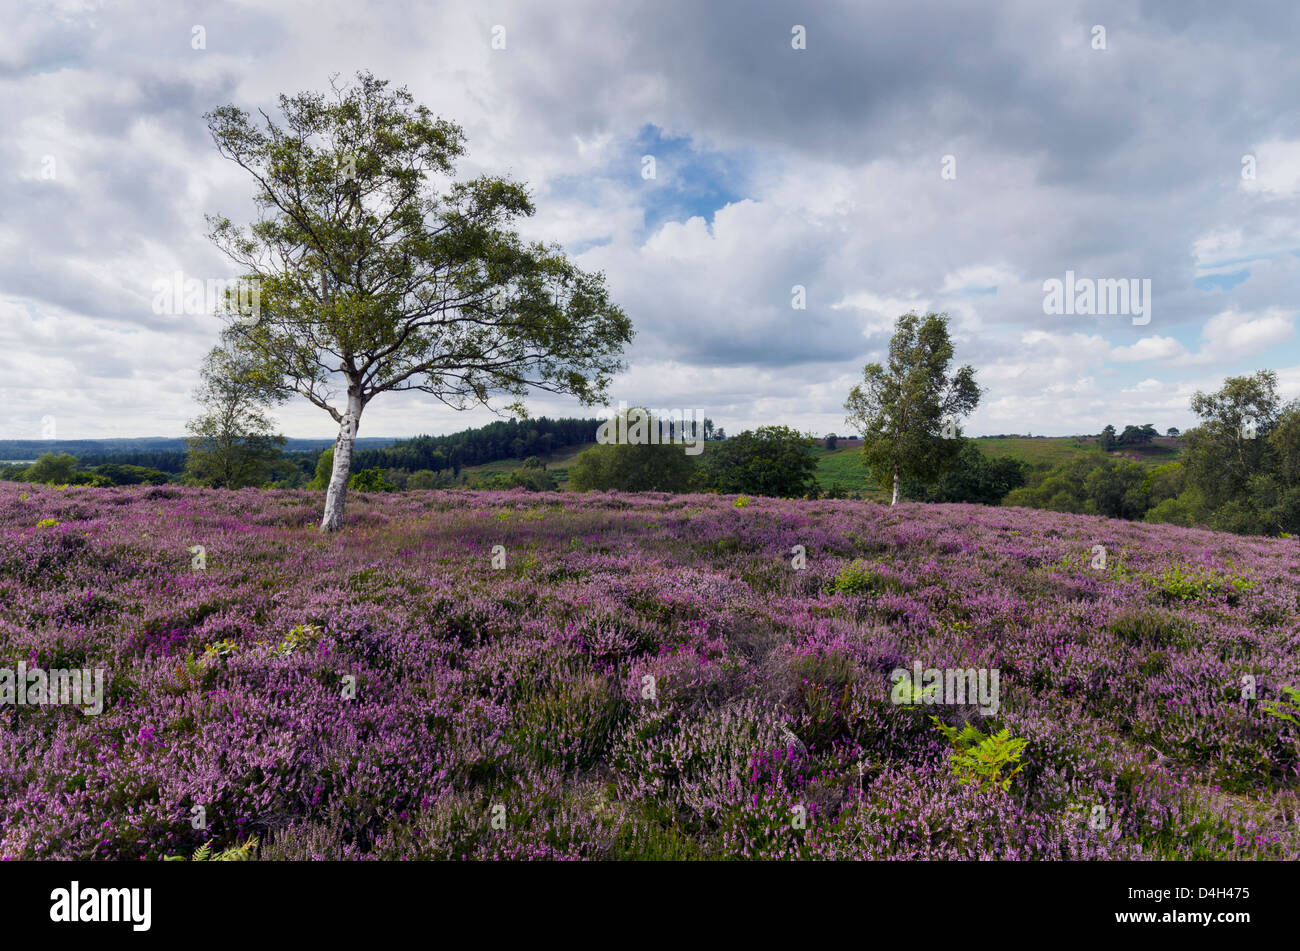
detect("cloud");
top-left (0, 0), bottom-right (1298, 437)
top-left (1110, 336), bottom-right (1186, 362)
top-left (1172, 308), bottom-right (1296, 366)
top-left (1241, 139), bottom-right (1300, 199)
top-left (940, 265), bottom-right (1019, 294)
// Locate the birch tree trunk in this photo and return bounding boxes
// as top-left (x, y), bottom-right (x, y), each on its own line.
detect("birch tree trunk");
top-left (320, 390), bottom-right (362, 533)
top-left (891, 469), bottom-right (900, 505)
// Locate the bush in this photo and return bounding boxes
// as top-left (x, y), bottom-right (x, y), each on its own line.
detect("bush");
top-left (570, 442), bottom-right (695, 492)
top-left (1005, 455), bottom-right (1153, 519)
top-left (90, 463), bottom-right (171, 486)
top-left (1144, 487), bottom-right (1208, 527)
top-left (308, 449), bottom-right (334, 490)
top-left (349, 468), bottom-right (397, 492)
top-left (23, 453), bottom-right (80, 485)
top-left (930, 718), bottom-right (1027, 795)
top-left (832, 560), bottom-right (903, 596)
top-left (692, 426), bottom-right (817, 498)
top-left (1147, 563), bottom-right (1254, 603)
top-left (475, 467), bottom-right (559, 491)
top-left (904, 440), bottom-right (1027, 504)
top-left (406, 469), bottom-right (454, 490)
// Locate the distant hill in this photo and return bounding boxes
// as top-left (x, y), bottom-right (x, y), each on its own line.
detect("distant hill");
top-left (0, 436), bottom-right (397, 460)
top-left (460, 441), bottom-right (594, 488)
top-left (810, 434), bottom-right (1184, 499)
top-left (351, 417), bottom-right (605, 472)
top-left (0, 436), bottom-right (399, 474)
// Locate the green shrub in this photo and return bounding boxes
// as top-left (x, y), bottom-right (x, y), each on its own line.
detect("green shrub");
top-left (349, 468), bottom-right (396, 492)
top-left (1148, 563), bottom-right (1255, 602)
top-left (1262, 685), bottom-right (1300, 726)
top-left (570, 437), bottom-right (696, 492)
top-left (832, 560), bottom-right (901, 596)
top-left (164, 835), bottom-right (258, 861)
top-left (930, 718), bottom-right (1027, 795)
top-left (274, 623), bottom-right (325, 657)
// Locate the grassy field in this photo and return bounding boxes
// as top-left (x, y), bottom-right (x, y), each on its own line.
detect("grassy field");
top-left (461, 443), bottom-right (592, 487)
top-left (810, 435), bottom-right (1184, 497)
top-left (808, 440), bottom-right (884, 497)
top-left (459, 435), bottom-right (1184, 495)
top-left (971, 435), bottom-right (1182, 470)
top-left (970, 436), bottom-right (1102, 468)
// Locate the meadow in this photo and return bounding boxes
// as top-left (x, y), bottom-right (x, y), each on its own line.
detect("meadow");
top-left (461, 443), bottom-right (589, 488)
top-left (0, 481), bottom-right (1296, 860)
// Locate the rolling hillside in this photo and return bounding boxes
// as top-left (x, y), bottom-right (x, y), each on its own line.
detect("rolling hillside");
top-left (460, 442), bottom-right (593, 487)
top-left (3, 482), bottom-right (1294, 860)
top-left (458, 434), bottom-right (1184, 496)
top-left (812, 436), bottom-right (1185, 498)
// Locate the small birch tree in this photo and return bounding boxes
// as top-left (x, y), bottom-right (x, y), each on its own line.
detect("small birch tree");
top-left (184, 344), bottom-right (286, 489)
top-left (205, 72), bottom-right (632, 531)
top-left (844, 312), bottom-right (980, 505)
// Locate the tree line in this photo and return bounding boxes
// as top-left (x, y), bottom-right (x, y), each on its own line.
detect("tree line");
top-left (1008, 371), bottom-right (1298, 535)
top-left (350, 417), bottom-right (604, 473)
top-left (11, 74), bottom-right (1289, 538)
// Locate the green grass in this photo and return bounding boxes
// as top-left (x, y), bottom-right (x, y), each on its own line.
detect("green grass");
top-left (809, 441), bottom-right (886, 497)
top-left (972, 436), bottom-right (1181, 470)
top-left (458, 435), bottom-right (1182, 496)
top-left (969, 437), bottom-right (1103, 468)
top-left (460, 443), bottom-right (593, 488)
top-left (810, 435), bottom-right (1184, 499)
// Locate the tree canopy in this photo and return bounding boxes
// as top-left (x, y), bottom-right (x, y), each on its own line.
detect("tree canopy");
top-left (692, 425), bottom-right (818, 498)
top-left (569, 408), bottom-right (696, 492)
top-left (205, 71), bottom-right (632, 530)
top-left (184, 345), bottom-right (287, 489)
top-left (844, 312), bottom-right (980, 504)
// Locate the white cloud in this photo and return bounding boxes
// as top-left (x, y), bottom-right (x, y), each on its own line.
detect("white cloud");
top-left (1, 0), bottom-right (1299, 438)
top-left (940, 265), bottom-right (1018, 293)
top-left (1241, 139), bottom-right (1300, 199)
top-left (1171, 308), bottom-right (1296, 366)
top-left (1109, 336), bottom-right (1186, 362)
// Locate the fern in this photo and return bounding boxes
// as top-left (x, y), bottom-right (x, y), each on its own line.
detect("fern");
top-left (211, 835), bottom-right (259, 861)
top-left (202, 638), bottom-right (241, 661)
top-left (1261, 685), bottom-right (1300, 727)
top-left (164, 835), bottom-right (259, 862)
top-left (275, 624), bottom-right (325, 657)
top-left (931, 717), bottom-right (1027, 795)
top-left (895, 672), bottom-right (940, 704)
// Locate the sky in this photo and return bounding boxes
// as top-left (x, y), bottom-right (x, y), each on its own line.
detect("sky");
top-left (2, 0), bottom-right (1299, 441)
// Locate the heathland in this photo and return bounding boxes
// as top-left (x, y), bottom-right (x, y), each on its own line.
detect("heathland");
top-left (2, 482), bottom-right (1296, 859)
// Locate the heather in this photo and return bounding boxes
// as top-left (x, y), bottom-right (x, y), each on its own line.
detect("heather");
top-left (0, 482), bottom-right (1298, 860)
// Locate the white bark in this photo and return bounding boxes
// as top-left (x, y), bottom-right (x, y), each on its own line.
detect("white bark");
top-left (891, 469), bottom-right (900, 506)
top-left (320, 391), bottom-right (362, 533)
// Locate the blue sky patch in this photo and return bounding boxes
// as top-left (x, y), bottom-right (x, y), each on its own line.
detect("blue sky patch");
top-left (1194, 269), bottom-right (1250, 292)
